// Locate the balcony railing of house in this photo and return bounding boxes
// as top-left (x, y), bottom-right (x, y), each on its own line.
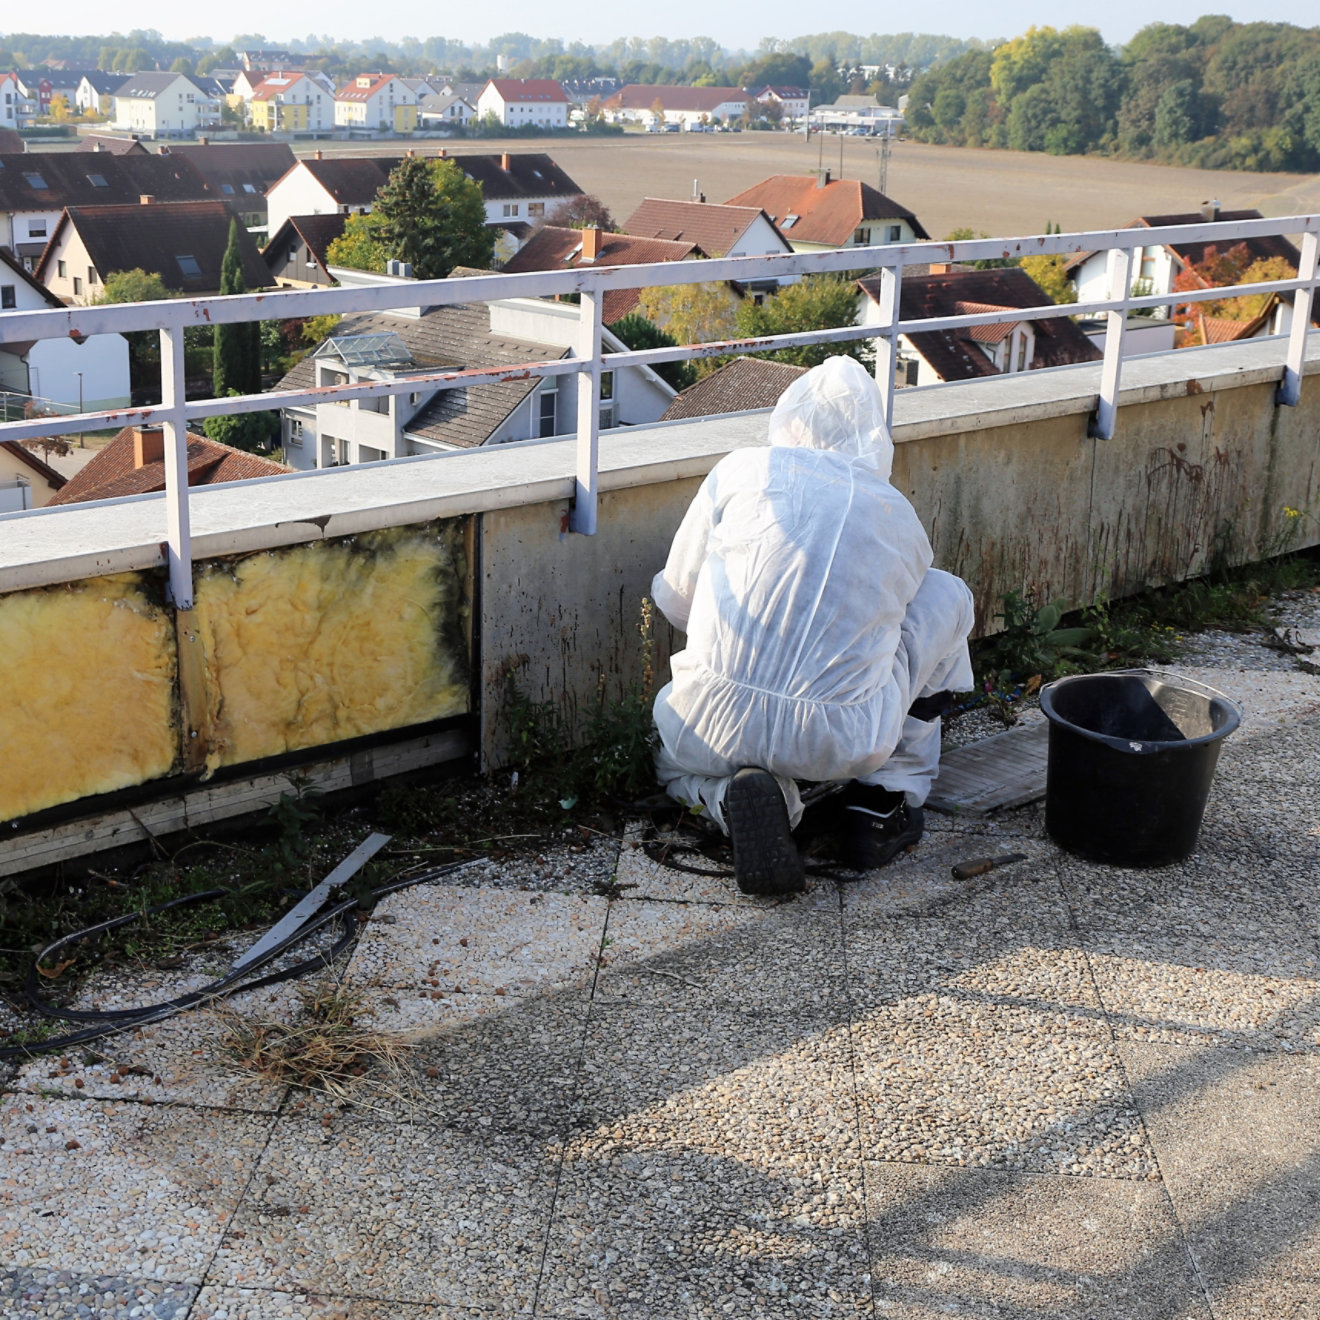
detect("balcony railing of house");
top-left (0, 214), bottom-right (1317, 614)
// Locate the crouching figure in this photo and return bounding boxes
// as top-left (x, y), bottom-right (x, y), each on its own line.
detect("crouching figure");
top-left (650, 355), bottom-right (975, 895)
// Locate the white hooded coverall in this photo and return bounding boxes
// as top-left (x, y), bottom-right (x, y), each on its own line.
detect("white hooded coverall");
top-left (651, 355), bottom-right (975, 832)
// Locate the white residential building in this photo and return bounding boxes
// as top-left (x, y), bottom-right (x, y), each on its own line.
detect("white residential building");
top-left (476, 79), bottom-right (569, 130)
top-left (1, 73), bottom-right (35, 131)
top-left (249, 72), bottom-right (335, 133)
top-left (278, 273), bottom-right (674, 470)
top-left (334, 74), bottom-right (419, 133)
top-left (111, 73), bottom-right (221, 137)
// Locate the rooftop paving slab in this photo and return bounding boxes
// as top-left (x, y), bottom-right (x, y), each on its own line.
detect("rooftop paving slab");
top-left (2, 590), bottom-right (1319, 1318)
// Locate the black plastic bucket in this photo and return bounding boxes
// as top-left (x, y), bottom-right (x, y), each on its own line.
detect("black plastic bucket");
top-left (1039, 670), bottom-right (1242, 867)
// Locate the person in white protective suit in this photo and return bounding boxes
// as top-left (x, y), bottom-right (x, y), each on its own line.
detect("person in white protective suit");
top-left (650, 354), bottom-right (975, 895)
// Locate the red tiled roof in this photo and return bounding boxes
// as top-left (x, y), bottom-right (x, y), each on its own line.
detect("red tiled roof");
top-left (336, 73), bottom-right (402, 102)
top-left (501, 226), bottom-right (702, 321)
top-left (49, 427), bottom-right (289, 505)
top-left (485, 78), bottom-right (568, 103)
top-left (606, 85), bottom-right (746, 112)
top-left (953, 300), bottom-right (1018, 344)
top-left (724, 175), bottom-right (929, 246)
top-left (660, 357), bottom-right (806, 421)
top-left (622, 199), bottom-right (780, 259)
top-left (1064, 211), bottom-right (1301, 274)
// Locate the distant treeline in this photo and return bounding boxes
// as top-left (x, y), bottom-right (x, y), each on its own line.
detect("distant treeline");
top-left (0, 28), bottom-right (979, 107)
top-left (906, 18), bottom-right (1320, 173)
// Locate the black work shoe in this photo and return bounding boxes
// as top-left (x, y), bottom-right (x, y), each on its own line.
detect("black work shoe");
top-left (839, 784), bottom-right (924, 871)
top-left (726, 767), bottom-right (805, 896)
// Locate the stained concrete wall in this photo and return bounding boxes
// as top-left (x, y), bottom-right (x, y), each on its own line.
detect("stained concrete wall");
top-left (1, 338), bottom-right (1317, 849)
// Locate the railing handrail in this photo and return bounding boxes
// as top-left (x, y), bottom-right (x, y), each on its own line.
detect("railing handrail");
top-left (1, 214), bottom-right (1318, 606)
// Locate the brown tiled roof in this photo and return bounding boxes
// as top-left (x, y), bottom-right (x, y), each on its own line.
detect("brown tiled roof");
top-left (858, 267), bottom-right (1102, 383)
top-left (449, 152), bottom-right (583, 202)
top-left (724, 175), bottom-right (929, 246)
top-left (35, 201), bottom-right (270, 295)
top-left (606, 85), bottom-right (746, 112)
top-left (0, 151), bottom-right (210, 212)
top-left (48, 427), bottom-right (289, 505)
top-left (660, 357), bottom-right (806, 421)
top-left (502, 225), bottom-right (701, 321)
top-left (294, 156), bottom-right (398, 205)
top-left (278, 305), bottom-right (567, 450)
top-left (485, 78), bottom-right (568, 103)
top-left (75, 135), bottom-right (149, 154)
top-left (159, 143), bottom-right (296, 199)
top-left (0, 440), bottom-right (67, 490)
top-left (262, 212), bottom-right (348, 278)
top-left (0, 129), bottom-right (25, 153)
top-left (1063, 211), bottom-right (1301, 274)
top-left (622, 199), bottom-right (780, 258)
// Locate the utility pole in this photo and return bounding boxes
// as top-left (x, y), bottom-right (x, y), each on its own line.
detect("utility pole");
top-left (877, 131), bottom-right (891, 195)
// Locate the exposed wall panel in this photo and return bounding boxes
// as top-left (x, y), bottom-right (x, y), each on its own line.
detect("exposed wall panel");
top-left (0, 573), bottom-right (177, 822)
top-left (193, 522), bottom-right (472, 772)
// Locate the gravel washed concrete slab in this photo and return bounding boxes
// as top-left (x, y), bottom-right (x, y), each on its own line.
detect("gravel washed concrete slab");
top-left (1122, 1041), bottom-right (1320, 1317)
top-left (0, 1095), bottom-right (274, 1284)
top-left (191, 1285), bottom-right (491, 1318)
top-left (863, 1162), bottom-right (1211, 1318)
top-left (0, 1267), bottom-right (196, 1318)
top-left (347, 884), bottom-right (609, 1001)
top-left (1081, 928), bottom-right (1320, 1052)
top-left (540, 1135), bottom-right (872, 1318)
top-left (211, 1115), bottom-right (559, 1313)
top-left (594, 893), bottom-right (847, 1013)
top-left (570, 1002), bottom-right (858, 1156)
top-left (850, 998), bottom-right (1155, 1177)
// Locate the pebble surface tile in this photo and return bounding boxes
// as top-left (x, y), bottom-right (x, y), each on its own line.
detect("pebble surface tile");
top-left (3, 590), bottom-right (1320, 1316)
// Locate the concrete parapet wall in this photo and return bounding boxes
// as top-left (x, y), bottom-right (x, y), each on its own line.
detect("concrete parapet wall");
top-left (0, 340), bottom-right (1317, 866)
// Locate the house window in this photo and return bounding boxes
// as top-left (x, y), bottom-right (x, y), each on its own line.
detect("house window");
top-left (538, 381), bottom-right (557, 437)
top-left (854, 227), bottom-right (872, 245)
top-left (288, 418), bottom-right (304, 445)
top-left (528, 202), bottom-right (545, 217)
top-left (176, 254), bottom-right (202, 279)
top-left (73, 276), bottom-right (82, 296)
top-left (221, 183), bottom-right (235, 194)
top-left (57, 259), bottom-right (67, 278)
top-left (599, 370), bottom-right (616, 429)
top-left (888, 225), bottom-right (902, 242)
top-left (22, 172), bottom-right (47, 189)
top-left (86, 173), bottom-right (108, 188)
top-left (0, 285), bottom-right (14, 309)
top-left (88, 268), bottom-right (98, 285)
top-left (28, 220), bottom-right (47, 238)
top-left (502, 203), bottom-right (519, 217)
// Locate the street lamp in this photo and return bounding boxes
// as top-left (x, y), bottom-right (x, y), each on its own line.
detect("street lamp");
top-left (75, 371), bottom-right (84, 445)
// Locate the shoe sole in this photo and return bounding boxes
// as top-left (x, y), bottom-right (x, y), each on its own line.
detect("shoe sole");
top-left (726, 768), bottom-right (805, 896)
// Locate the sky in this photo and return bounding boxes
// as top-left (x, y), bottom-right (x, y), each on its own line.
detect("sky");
top-left (22, 0), bottom-right (1320, 53)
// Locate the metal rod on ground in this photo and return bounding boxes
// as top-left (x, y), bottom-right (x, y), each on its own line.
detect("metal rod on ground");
top-left (230, 831), bottom-right (392, 972)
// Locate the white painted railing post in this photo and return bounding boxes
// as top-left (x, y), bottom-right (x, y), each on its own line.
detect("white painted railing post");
top-left (1278, 230), bottom-right (1319, 407)
top-left (870, 264), bottom-right (901, 431)
top-left (1091, 246), bottom-right (1135, 440)
top-left (570, 289), bottom-right (602, 535)
top-left (160, 325), bottom-right (194, 609)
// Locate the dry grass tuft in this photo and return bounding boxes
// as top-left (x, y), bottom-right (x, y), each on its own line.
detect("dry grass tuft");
top-left (217, 978), bottom-right (415, 1101)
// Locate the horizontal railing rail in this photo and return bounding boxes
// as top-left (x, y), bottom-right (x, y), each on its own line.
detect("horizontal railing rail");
top-left (2, 216), bottom-right (1318, 608)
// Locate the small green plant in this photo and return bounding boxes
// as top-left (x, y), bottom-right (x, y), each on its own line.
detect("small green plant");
top-left (267, 774), bottom-right (323, 875)
top-left (980, 590), bottom-right (1097, 683)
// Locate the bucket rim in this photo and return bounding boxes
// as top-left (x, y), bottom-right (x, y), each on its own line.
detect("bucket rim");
top-left (1039, 668), bottom-right (1243, 753)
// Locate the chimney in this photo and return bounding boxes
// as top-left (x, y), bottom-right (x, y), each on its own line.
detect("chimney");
top-left (500, 152), bottom-right (511, 172)
top-left (438, 147), bottom-right (447, 157)
top-left (139, 194), bottom-right (155, 205)
top-left (132, 427), bottom-right (165, 468)
top-left (200, 136), bottom-right (209, 146)
top-left (582, 227), bottom-right (604, 260)
top-left (1200, 198), bottom-right (1220, 222)
top-left (927, 262), bottom-right (951, 275)
top-left (314, 148), bottom-right (323, 160)
top-left (406, 148), bottom-right (415, 157)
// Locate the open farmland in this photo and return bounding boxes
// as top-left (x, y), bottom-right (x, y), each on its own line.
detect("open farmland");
top-left (306, 132), bottom-right (1320, 241)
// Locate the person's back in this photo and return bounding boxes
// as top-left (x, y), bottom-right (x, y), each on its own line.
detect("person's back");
top-left (651, 355), bottom-right (974, 893)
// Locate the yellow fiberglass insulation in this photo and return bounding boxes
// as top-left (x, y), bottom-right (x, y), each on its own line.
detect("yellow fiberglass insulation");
top-left (194, 524), bottom-right (470, 772)
top-left (0, 574), bottom-right (178, 823)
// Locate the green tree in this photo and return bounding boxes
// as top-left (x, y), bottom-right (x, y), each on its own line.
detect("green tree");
top-left (327, 157), bottom-right (495, 279)
top-left (203, 392), bottom-right (278, 453)
top-left (213, 218), bottom-right (261, 399)
top-left (545, 194), bottom-right (615, 230)
top-left (95, 269), bottom-right (173, 396)
top-left (607, 313), bottom-right (697, 391)
top-left (733, 277), bottom-right (863, 369)
top-left (637, 281), bottom-right (739, 376)
top-left (1019, 254), bottom-right (1077, 304)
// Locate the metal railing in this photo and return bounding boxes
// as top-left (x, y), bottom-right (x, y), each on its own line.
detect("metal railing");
top-left (1, 215), bottom-right (1318, 612)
